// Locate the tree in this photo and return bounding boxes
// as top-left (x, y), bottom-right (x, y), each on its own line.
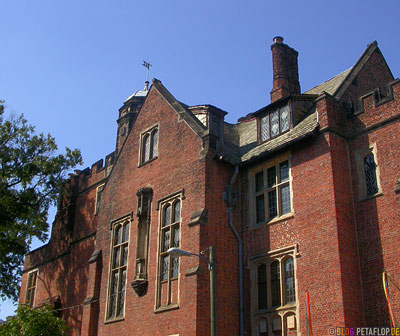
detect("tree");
top-left (0, 305), bottom-right (67, 336)
top-left (0, 101), bottom-right (82, 301)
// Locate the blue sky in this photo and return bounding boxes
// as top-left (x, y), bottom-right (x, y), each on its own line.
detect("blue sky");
top-left (1, 0), bottom-right (399, 320)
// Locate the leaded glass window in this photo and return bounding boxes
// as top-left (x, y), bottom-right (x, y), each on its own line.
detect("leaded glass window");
top-left (157, 197), bottom-right (181, 307)
top-left (270, 110), bottom-right (279, 137)
top-left (364, 154), bottom-right (378, 196)
top-left (260, 116), bottom-right (270, 142)
top-left (253, 158), bottom-right (291, 224)
top-left (259, 104), bottom-right (291, 142)
top-left (280, 105), bottom-right (290, 132)
top-left (107, 219), bottom-right (130, 320)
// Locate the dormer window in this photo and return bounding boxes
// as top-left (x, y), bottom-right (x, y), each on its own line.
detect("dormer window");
top-left (260, 104), bottom-right (290, 142)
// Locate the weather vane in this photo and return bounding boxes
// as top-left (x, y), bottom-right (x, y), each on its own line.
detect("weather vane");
top-left (142, 60), bottom-right (152, 83)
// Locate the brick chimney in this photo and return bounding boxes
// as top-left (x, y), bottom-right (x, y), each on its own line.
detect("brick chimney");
top-left (270, 36), bottom-right (301, 103)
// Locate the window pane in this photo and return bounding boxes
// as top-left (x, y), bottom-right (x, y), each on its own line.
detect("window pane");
top-left (260, 115), bottom-right (270, 142)
top-left (151, 130), bottom-right (158, 158)
top-left (285, 258), bottom-right (295, 303)
top-left (256, 195), bottom-right (265, 223)
top-left (113, 247), bottom-right (120, 268)
top-left (162, 229), bottom-right (170, 252)
top-left (268, 191), bottom-right (277, 219)
top-left (108, 293), bottom-right (116, 319)
top-left (280, 105), bottom-right (289, 132)
top-left (117, 269), bottom-right (126, 316)
top-left (173, 201), bottom-right (181, 223)
top-left (121, 245), bottom-right (128, 266)
top-left (364, 154), bottom-right (378, 195)
top-left (280, 184), bottom-right (291, 215)
top-left (171, 257), bottom-right (179, 279)
top-left (27, 273), bottom-right (33, 288)
top-left (267, 166), bottom-right (276, 188)
top-left (115, 225), bottom-right (122, 245)
top-left (259, 319), bottom-right (268, 336)
top-left (144, 134), bottom-right (150, 162)
top-left (163, 205), bottom-right (171, 227)
top-left (270, 109), bottom-right (279, 137)
top-left (172, 226), bottom-right (180, 247)
top-left (161, 256), bottom-right (169, 281)
top-left (271, 261), bottom-right (281, 307)
top-left (255, 171), bottom-right (264, 192)
top-left (122, 223), bottom-right (129, 242)
top-left (272, 316), bottom-right (282, 334)
top-left (257, 264), bottom-right (267, 309)
top-left (279, 161), bottom-right (289, 182)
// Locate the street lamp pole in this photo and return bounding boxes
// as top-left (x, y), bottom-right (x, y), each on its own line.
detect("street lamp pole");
top-left (209, 246), bottom-right (217, 336)
top-left (167, 246), bottom-right (217, 336)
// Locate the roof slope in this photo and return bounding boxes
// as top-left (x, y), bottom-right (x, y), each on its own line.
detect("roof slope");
top-left (305, 68), bottom-right (352, 96)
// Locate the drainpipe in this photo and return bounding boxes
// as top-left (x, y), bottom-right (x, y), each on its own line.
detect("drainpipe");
top-left (224, 165), bottom-right (244, 336)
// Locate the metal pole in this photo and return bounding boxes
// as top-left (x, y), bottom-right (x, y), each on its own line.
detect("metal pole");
top-left (209, 246), bottom-right (217, 336)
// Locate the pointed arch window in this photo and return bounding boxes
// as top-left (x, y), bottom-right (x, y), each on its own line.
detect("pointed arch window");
top-left (157, 196), bottom-right (181, 309)
top-left (252, 247), bottom-right (297, 335)
top-left (140, 125), bottom-right (159, 165)
top-left (106, 217), bottom-right (130, 321)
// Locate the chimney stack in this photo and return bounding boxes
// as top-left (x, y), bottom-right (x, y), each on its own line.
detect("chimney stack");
top-left (270, 36), bottom-right (301, 103)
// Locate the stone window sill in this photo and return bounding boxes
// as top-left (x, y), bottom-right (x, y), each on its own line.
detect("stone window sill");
top-left (138, 156), bottom-right (158, 168)
top-left (251, 213), bottom-right (294, 230)
top-left (104, 316), bottom-right (124, 324)
top-left (359, 191), bottom-right (383, 202)
top-left (154, 303), bottom-right (179, 314)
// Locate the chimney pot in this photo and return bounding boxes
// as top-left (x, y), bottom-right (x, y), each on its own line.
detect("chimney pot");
top-left (273, 36), bottom-right (284, 44)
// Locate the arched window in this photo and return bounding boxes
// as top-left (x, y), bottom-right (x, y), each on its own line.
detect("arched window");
top-left (163, 205), bottom-right (171, 227)
top-left (107, 218), bottom-right (130, 321)
top-left (140, 126), bottom-right (159, 164)
top-left (151, 129), bottom-right (158, 158)
top-left (173, 200), bottom-right (180, 223)
top-left (143, 134), bottom-right (151, 163)
top-left (258, 264), bottom-right (267, 309)
top-left (157, 195), bottom-right (182, 309)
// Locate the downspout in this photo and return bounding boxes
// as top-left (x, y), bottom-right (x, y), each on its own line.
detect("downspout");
top-left (224, 165), bottom-right (244, 336)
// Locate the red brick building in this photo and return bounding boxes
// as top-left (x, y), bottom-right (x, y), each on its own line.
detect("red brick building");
top-left (20, 37), bottom-right (400, 335)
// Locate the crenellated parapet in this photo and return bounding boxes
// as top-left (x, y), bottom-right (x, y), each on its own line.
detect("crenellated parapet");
top-left (346, 79), bottom-right (400, 138)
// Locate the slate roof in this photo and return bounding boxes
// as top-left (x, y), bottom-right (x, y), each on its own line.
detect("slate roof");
top-left (220, 112), bottom-right (318, 165)
top-left (304, 68), bottom-right (352, 96)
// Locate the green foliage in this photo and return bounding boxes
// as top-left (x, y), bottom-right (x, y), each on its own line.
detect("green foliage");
top-left (0, 101), bottom-right (82, 301)
top-left (0, 305), bottom-right (67, 336)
